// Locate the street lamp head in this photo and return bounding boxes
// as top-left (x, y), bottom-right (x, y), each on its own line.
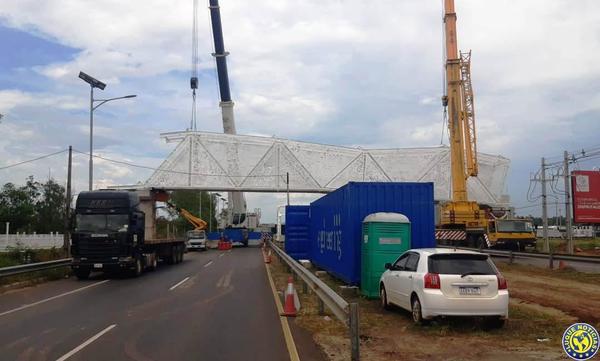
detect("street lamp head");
top-left (123, 95), bottom-right (137, 99)
top-left (79, 71), bottom-right (106, 90)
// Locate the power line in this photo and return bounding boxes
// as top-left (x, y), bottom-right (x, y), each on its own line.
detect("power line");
top-left (0, 149), bottom-right (67, 171)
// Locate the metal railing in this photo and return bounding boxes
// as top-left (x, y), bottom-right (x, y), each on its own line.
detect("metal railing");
top-left (0, 259), bottom-right (71, 278)
top-left (267, 240), bottom-right (360, 361)
top-left (439, 246), bottom-right (600, 268)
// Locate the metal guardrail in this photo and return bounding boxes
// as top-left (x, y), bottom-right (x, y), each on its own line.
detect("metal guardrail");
top-left (267, 240), bottom-right (360, 361)
top-left (0, 258), bottom-right (71, 278)
top-left (439, 246), bottom-right (600, 267)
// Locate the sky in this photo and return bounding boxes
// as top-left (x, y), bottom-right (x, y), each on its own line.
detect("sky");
top-left (1, 0), bottom-right (600, 223)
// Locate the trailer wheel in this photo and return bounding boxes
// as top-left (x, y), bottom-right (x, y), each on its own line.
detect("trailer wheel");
top-left (170, 246), bottom-right (178, 265)
top-left (149, 253), bottom-right (157, 271)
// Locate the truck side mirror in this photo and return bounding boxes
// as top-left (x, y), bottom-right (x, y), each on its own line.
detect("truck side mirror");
top-left (384, 263), bottom-right (392, 270)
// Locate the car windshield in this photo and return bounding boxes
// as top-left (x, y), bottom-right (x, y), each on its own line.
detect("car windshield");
top-left (428, 254), bottom-right (496, 275)
top-left (76, 214), bottom-right (129, 232)
top-left (496, 220), bottom-right (533, 233)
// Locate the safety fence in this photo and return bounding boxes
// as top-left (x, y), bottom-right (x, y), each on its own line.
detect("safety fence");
top-left (0, 258), bottom-right (72, 278)
top-left (439, 246), bottom-right (600, 268)
top-left (267, 240), bottom-right (360, 361)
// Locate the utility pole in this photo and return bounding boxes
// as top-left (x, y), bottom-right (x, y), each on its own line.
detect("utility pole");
top-left (541, 157), bottom-right (549, 252)
top-left (563, 151), bottom-right (573, 254)
top-left (209, 193), bottom-right (212, 232)
top-left (286, 172), bottom-right (290, 206)
top-left (64, 146), bottom-right (72, 253)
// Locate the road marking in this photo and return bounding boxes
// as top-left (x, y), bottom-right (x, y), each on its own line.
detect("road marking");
top-left (169, 277), bottom-right (190, 291)
top-left (264, 261), bottom-right (300, 361)
top-left (217, 270), bottom-right (233, 288)
top-left (203, 260), bottom-right (213, 268)
top-left (219, 253), bottom-right (225, 258)
top-left (0, 280), bottom-right (110, 318)
top-left (55, 324), bottom-right (116, 361)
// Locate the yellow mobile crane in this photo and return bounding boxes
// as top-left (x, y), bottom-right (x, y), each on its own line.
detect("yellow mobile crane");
top-left (167, 202), bottom-right (209, 251)
top-left (437, 0), bottom-right (536, 250)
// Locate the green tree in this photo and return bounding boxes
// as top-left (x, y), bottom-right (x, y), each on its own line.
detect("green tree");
top-left (0, 176), bottom-right (67, 233)
top-left (169, 190), bottom-right (218, 233)
top-left (35, 179), bottom-right (66, 233)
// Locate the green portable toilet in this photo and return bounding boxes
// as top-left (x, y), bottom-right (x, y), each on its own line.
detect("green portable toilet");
top-left (361, 212), bottom-right (411, 298)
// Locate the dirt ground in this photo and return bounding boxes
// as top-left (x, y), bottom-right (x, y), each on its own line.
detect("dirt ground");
top-left (269, 252), bottom-right (600, 361)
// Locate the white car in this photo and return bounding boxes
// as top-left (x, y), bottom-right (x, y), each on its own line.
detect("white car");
top-left (379, 248), bottom-right (508, 328)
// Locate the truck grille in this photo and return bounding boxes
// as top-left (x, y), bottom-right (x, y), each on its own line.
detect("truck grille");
top-left (77, 238), bottom-right (120, 260)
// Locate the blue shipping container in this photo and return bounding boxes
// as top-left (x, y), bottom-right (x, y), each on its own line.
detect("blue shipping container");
top-left (206, 229), bottom-right (262, 242)
top-left (310, 182), bottom-right (435, 285)
top-left (285, 205), bottom-right (311, 260)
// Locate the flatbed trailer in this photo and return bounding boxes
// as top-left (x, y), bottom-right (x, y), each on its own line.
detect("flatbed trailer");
top-left (71, 190), bottom-right (186, 279)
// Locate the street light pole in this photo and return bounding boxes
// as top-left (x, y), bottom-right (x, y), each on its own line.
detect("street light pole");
top-left (79, 71), bottom-right (135, 191)
top-left (89, 86), bottom-right (94, 191)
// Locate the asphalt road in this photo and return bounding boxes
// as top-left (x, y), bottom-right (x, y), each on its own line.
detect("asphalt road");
top-left (0, 248), bottom-right (322, 361)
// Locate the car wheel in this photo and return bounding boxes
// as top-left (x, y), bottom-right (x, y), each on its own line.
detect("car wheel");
top-left (484, 316), bottom-right (506, 329)
top-left (411, 296), bottom-right (429, 325)
top-left (380, 286), bottom-right (391, 310)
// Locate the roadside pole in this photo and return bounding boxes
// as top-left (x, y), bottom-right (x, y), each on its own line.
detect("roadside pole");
top-left (4, 222), bottom-right (8, 249)
top-left (63, 146), bottom-right (72, 254)
top-left (286, 172), bottom-right (290, 206)
top-left (563, 151), bottom-right (573, 254)
top-left (541, 157), bottom-right (549, 252)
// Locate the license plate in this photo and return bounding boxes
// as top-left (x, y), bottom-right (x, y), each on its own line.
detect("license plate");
top-left (93, 263), bottom-right (103, 269)
top-left (459, 286), bottom-right (480, 295)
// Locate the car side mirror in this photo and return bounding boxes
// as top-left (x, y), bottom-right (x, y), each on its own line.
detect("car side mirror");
top-left (384, 263), bottom-right (392, 270)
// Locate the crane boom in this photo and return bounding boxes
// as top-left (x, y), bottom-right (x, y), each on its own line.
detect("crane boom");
top-left (444, 0), bottom-right (469, 202)
top-left (437, 0), bottom-right (537, 251)
top-left (167, 202), bottom-right (207, 231)
top-left (439, 0), bottom-right (485, 233)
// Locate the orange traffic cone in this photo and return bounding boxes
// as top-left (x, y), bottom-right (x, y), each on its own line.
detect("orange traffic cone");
top-left (263, 250), bottom-right (271, 263)
top-left (281, 276), bottom-right (300, 317)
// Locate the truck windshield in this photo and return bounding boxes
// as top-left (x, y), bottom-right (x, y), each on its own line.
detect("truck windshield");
top-left (187, 230), bottom-right (206, 239)
top-left (76, 214), bottom-right (129, 232)
top-left (496, 220), bottom-right (533, 233)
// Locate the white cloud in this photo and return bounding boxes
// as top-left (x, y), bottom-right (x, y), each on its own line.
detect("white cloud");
top-left (1, 0), bottom-right (600, 220)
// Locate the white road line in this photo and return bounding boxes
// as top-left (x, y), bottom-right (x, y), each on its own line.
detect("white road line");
top-left (203, 260), bottom-right (213, 268)
top-left (169, 277), bottom-right (190, 291)
top-left (0, 280), bottom-right (110, 318)
top-left (219, 253), bottom-right (225, 258)
top-left (55, 324), bottom-right (116, 361)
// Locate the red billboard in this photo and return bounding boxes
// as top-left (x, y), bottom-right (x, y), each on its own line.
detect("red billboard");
top-left (572, 170), bottom-right (600, 223)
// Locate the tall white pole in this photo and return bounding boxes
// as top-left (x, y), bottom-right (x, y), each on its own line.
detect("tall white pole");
top-left (89, 86), bottom-right (94, 191)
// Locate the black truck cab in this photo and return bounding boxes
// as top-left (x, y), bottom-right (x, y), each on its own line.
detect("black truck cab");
top-left (71, 191), bottom-right (145, 278)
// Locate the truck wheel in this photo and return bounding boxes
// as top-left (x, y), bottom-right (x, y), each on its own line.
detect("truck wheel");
top-left (74, 267), bottom-right (91, 280)
top-left (179, 246), bottom-right (184, 263)
top-left (131, 257), bottom-right (143, 277)
top-left (477, 236), bottom-right (487, 249)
